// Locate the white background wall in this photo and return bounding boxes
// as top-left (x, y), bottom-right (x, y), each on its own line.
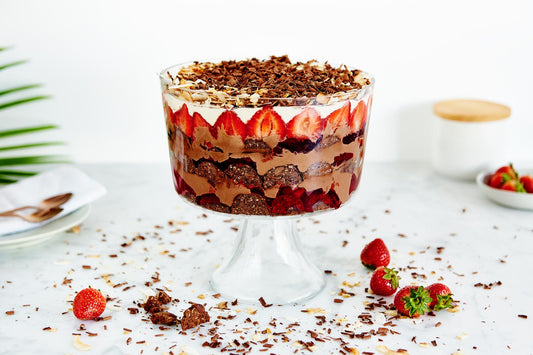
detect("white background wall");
top-left (0, 0), bottom-right (531, 163)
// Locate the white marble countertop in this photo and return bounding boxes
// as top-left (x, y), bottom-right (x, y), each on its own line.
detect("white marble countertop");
top-left (1, 162), bottom-right (532, 355)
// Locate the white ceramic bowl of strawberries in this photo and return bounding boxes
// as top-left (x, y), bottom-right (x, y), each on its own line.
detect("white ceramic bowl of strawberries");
top-left (476, 164), bottom-right (533, 210)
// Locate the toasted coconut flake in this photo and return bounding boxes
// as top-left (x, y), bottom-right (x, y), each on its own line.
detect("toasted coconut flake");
top-left (73, 335), bottom-right (91, 351)
top-left (377, 345), bottom-right (409, 355)
top-left (456, 333), bottom-right (468, 340)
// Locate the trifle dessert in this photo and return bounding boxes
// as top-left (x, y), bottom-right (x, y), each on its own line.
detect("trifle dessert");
top-left (160, 56), bottom-right (373, 216)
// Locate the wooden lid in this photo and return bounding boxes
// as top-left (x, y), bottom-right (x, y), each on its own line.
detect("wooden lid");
top-left (433, 99), bottom-right (511, 122)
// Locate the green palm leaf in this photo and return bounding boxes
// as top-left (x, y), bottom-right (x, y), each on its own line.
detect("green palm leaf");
top-left (0, 84), bottom-right (42, 97)
top-left (0, 95), bottom-right (50, 110)
top-left (0, 47), bottom-right (66, 183)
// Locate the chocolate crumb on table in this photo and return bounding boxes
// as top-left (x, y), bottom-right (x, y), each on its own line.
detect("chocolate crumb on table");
top-left (150, 311), bottom-right (177, 325)
top-left (181, 303), bottom-right (210, 331)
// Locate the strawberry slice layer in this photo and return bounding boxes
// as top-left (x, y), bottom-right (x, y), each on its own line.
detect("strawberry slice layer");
top-left (213, 110), bottom-right (247, 140)
top-left (325, 102), bottom-right (351, 133)
top-left (246, 106), bottom-right (286, 139)
top-left (286, 108), bottom-right (323, 142)
top-left (349, 101), bottom-right (367, 133)
top-left (173, 104), bottom-right (193, 137)
top-left (192, 111), bottom-right (212, 140)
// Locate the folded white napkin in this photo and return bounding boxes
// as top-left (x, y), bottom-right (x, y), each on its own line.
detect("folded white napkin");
top-left (0, 166), bottom-right (106, 236)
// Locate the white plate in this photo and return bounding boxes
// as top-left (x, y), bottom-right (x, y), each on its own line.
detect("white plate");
top-left (476, 171), bottom-right (533, 210)
top-left (0, 205), bottom-right (91, 248)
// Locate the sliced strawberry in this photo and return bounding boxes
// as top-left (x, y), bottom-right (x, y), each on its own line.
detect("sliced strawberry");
top-left (349, 101), bottom-right (367, 133)
top-left (191, 111), bottom-right (212, 139)
top-left (349, 174), bottom-right (359, 194)
top-left (197, 193), bottom-right (221, 205)
top-left (246, 106), bottom-right (286, 139)
top-left (213, 110), bottom-right (247, 140)
top-left (325, 102), bottom-right (351, 133)
top-left (271, 192), bottom-right (305, 215)
top-left (173, 104), bottom-right (193, 137)
top-left (301, 189), bottom-right (330, 212)
top-left (520, 175), bottom-right (533, 193)
top-left (286, 108), bottom-right (323, 142)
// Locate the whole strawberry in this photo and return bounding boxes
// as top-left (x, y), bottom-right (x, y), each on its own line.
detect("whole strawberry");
top-left (488, 172), bottom-right (511, 188)
top-left (393, 286), bottom-right (432, 317)
top-left (360, 238), bottom-right (390, 269)
top-left (370, 266), bottom-right (400, 296)
top-left (501, 180), bottom-right (526, 193)
top-left (426, 283), bottom-right (454, 311)
top-left (519, 175), bottom-right (533, 193)
top-left (73, 287), bottom-right (106, 320)
top-left (495, 164), bottom-right (518, 180)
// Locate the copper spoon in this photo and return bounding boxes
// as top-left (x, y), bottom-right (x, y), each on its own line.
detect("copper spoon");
top-left (0, 207), bottom-right (64, 223)
top-left (0, 192), bottom-right (73, 216)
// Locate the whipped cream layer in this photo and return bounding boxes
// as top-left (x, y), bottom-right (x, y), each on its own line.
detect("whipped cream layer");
top-left (164, 91), bottom-right (371, 126)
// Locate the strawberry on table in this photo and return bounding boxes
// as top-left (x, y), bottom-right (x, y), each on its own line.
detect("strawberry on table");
top-left (325, 102), bottom-right (351, 134)
top-left (519, 175), bottom-right (533, 193)
top-left (370, 266), bottom-right (400, 296)
top-left (246, 106), bottom-right (286, 139)
top-left (172, 104), bottom-right (193, 137)
top-left (426, 283), bottom-right (454, 311)
top-left (349, 100), bottom-right (367, 133)
top-left (73, 287), bottom-right (106, 320)
top-left (286, 108), bottom-right (323, 142)
top-left (360, 238), bottom-right (390, 269)
top-left (393, 286), bottom-right (432, 318)
top-left (213, 110), bottom-right (247, 140)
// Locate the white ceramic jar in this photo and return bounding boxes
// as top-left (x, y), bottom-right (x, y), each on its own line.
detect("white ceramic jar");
top-left (431, 99), bottom-right (511, 180)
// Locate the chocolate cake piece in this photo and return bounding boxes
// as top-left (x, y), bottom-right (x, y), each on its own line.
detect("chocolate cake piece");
top-left (143, 296), bottom-right (162, 314)
top-left (183, 156), bottom-right (196, 174)
top-left (225, 163), bottom-right (263, 189)
top-left (203, 203), bottom-right (231, 214)
top-left (243, 139), bottom-right (272, 153)
top-left (156, 291), bottom-right (172, 305)
top-left (150, 311), bottom-right (177, 325)
top-left (304, 162), bottom-right (333, 177)
top-left (196, 161), bottom-right (226, 186)
top-left (263, 165), bottom-right (302, 189)
top-left (340, 159), bottom-right (356, 174)
top-left (231, 194), bottom-right (270, 215)
top-left (316, 135), bottom-right (340, 149)
top-left (181, 303), bottom-right (210, 331)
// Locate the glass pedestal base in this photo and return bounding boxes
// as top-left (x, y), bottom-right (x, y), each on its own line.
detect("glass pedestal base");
top-left (210, 218), bottom-right (325, 305)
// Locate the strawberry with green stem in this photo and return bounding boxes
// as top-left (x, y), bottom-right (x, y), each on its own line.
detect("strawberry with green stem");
top-left (370, 266), bottom-right (400, 296)
top-left (393, 286), bottom-right (432, 317)
top-left (426, 283), bottom-right (455, 311)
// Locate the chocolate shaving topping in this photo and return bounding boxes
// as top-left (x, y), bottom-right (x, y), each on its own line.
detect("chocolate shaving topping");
top-left (165, 55), bottom-right (371, 107)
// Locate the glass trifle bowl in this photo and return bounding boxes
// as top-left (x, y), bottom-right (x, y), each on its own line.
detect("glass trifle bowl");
top-left (159, 56), bottom-right (374, 304)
